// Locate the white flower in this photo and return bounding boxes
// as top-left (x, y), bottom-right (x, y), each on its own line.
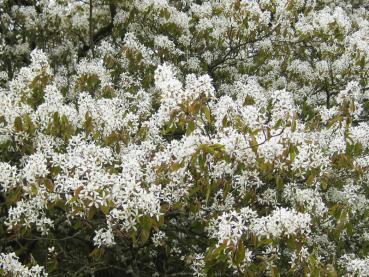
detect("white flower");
top-left (191, 253), bottom-right (206, 277)
top-left (0, 162), bottom-right (18, 192)
top-left (339, 254), bottom-right (369, 277)
top-left (252, 208), bottom-right (311, 239)
top-left (152, 230), bottom-right (167, 247)
top-left (0, 252), bottom-right (47, 277)
top-left (23, 153), bottom-right (49, 183)
top-left (93, 222), bottom-right (115, 248)
top-left (208, 208), bottom-right (257, 246)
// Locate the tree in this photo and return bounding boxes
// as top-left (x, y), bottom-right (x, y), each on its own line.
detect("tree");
top-left (1, 0), bottom-right (369, 276)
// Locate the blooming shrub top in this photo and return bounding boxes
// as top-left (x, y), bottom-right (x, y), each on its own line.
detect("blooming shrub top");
top-left (1, 0), bottom-right (369, 276)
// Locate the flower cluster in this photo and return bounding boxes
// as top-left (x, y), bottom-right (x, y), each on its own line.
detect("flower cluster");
top-left (0, 252), bottom-right (47, 277)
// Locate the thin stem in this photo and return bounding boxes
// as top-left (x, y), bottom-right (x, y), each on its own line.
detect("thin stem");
top-left (89, 0), bottom-right (94, 57)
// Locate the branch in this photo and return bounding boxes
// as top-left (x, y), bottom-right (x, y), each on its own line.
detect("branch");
top-left (79, 2), bottom-right (117, 58)
top-left (89, 0), bottom-right (94, 57)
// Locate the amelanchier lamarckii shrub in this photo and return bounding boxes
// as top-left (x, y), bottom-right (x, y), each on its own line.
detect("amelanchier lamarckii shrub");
top-left (1, 0), bottom-right (369, 276)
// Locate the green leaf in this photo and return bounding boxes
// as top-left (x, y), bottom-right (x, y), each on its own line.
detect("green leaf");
top-left (326, 264), bottom-right (338, 277)
top-left (198, 153), bottom-right (206, 169)
top-left (327, 115), bottom-right (342, 129)
top-left (23, 114), bottom-right (35, 134)
top-left (142, 215), bottom-right (152, 232)
top-left (203, 105), bottom-right (212, 123)
top-left (53, 112), bottom-right (60, 127)
top-left (234, 240), bottom-right (245, 265)
top-left (170, 162), bottom-right (182, 171)
top-left (140, 228), bottom-right (150, 243)
top-left (244, 95), bottom-right (255, 106)
top-left (44, 179), bottom-right (54, 192)
top-left (30, 184), bottom-right (38, 195)
top-left (307, 173), bottom-right (315, 186)
top-left (223, 181), bottom-right (231, 200)
top-left (289, 144), bottom-right (296, 162)
top-left (276, 175), bottom-right (283, 190)
top-left (222, 116), bottom-right (228, 127)
top-left (84, 112), bottom-right (93, 133)
top-left (354, 143), bottom-right (363, 156)
top-left (211, 241), bottom-right (227, 258)
top-left (140, 215), bottom-right (152, 243)
top-left (187, 120), bottom-right (196, 135)
top-left (291, 115), bottom-right (297, 132)
top-left (89, 247), bottom-right (105, 257)
top-left (87, 207), bottom-right (96, 220)
top-left (274, 119), bottom-right (283, 129)
top-left (14, 116), bottom-right (23, 132)
top-left (100, 205), bottom-right (109, 215)
top-left (205, 180), bottom-right (211, 204)
top-left (67, 195), bottom-right (78, 204)
top-left (6, 187), bottom-right (22, 205)
top-left (158, 215), bottom-right (165, 226)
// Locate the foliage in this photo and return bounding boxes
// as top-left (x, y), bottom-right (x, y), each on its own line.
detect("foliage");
top-left (1, 0), bottom-right (369, 276)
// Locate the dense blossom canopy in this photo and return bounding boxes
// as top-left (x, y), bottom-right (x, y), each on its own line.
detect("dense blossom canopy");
top-left (1, 0), bottom-right (369, 276)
